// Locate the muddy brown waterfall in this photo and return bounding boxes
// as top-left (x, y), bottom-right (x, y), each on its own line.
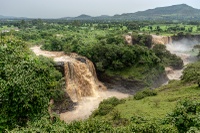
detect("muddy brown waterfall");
top-left (152, 35), bottom-right (172, 45)
top-left (31, 46), bottom-right (128, 122)
top-left (64, 56), bottom-right (106, 102)
top-left (31, 46), bottom-right (106, 102)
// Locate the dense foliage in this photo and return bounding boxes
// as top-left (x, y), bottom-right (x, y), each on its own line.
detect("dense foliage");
top-left (193, 44), bottom-right (200, 58)
top-left (152, 44), bottom-right (183, 69)
top-left (181, 61), bottom-right (200, 86)
top-left (0, 38), bottom-right (63, 131)
top-left (91, 97), bottom-right (125, 117)
top-left (163, 100), bottom-right (200, 132)
top-left (1, 19), bottom-right (200, 132)
top-left (134, 88), bottom-right (157, 100)
top-left (9, 82), bottom-right (200, 133)
top-left (77, 44), bottom-right (161, 71)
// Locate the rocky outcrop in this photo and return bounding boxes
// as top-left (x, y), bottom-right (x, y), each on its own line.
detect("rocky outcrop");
top-left (125, 35), bottom-right (132, 45)
top-left (171, 34), bottom-right (200, 44)
top-left (98, 74), bottom-right (145, 94)
top-left (98, 72), bottom-right (168, 94)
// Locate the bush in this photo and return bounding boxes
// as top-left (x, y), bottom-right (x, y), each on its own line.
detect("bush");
top-left (181, 61), bottom-right (200, 87)
top-left (134, 88), bottom-right (157, 100)
top-left (99, 97), bottom-right (125, 106)
top-left (163, 99), bottom-right (200, 132)
top-left (91, 97), bottom-right (125, 117)
top-left (0, 38), bottom-right (63, 131)
top-left (152, 44), bottom-right (183, 69)
top-left (8, 116), bottom-right (69, 133)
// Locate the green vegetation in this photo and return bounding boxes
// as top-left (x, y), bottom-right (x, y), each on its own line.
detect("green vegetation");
top-left (86, 80), bottom-right (200, 132)
top-left (182, 61), bottom-right (200, 87)
top-left (91, 97), bottom-right (125, 117)
top-left (0, 38), bottom-right (64, 131)
top-left (193, 44), bottom-right (200, 58)
top-left (152, 44), bottom-right (183, 69)
top-left (1, 18), bottom-right (200, 132)
top-left (134, 88), bottom-right (157, 100)
top-left (164, 100), bottom-right (200, 132)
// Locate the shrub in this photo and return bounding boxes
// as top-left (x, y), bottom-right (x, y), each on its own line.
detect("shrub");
top-left (181, 61), bottom-right (200, 87)
top-left (91, 97), bottom-right (125, 117)
top-left (163, 99), bottom-right (200, 132)
top-left (152, 44), bottom-right (183, 69)
top-left (134, 88), bottom-right (157, 100)
top-left (0, 39), bottom-right (63, 131)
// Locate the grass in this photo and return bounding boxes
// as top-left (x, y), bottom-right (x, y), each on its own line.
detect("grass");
top-left (140, 24), bottom-right (200, 36)
top-left (113, 80), bottom-right (200, 120)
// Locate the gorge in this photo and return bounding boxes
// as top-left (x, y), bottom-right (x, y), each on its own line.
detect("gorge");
top-left (31, 46), bottom-right (129, 122)
top-left (30, 34), bottom-right (200, 122)
top-left (152, 34), bottom-right (199, 81)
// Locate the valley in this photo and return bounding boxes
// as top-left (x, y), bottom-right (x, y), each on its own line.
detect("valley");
top-left (1, 3), bottom-right (200, 132)
top-left (29, 34), bottom-right (199, 124)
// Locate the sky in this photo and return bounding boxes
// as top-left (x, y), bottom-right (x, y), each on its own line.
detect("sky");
top-left (0, 0), bottom-right (199, 18)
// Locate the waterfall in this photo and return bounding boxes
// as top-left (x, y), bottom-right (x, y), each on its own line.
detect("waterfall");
top-left (152, 35), bottom-right (172, 45)
top-left (30, 46), bottom-right (106, 102)
top-left (64, 56), bottom-right (106, 102)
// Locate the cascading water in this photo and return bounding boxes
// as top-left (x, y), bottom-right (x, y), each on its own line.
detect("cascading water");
top-left (151, 35), bottom-right (199, 81)
top-left (165, 40), bottom-right (198, 80)
top-left (152, 35), bottom-right (172, 45)
top-left (31, 46), bottom-right (106, 102)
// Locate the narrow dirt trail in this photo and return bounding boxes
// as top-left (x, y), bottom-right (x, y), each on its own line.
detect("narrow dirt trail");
top-left (30, 46), bottom-right (73, 62)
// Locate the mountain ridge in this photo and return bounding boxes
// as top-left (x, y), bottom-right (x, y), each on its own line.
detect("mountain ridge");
top-left (1, 4), bottom-right (200, 21)
top-left (60, 4), bottom-right (200, 21)
top-left (112, 4), bottom-right (200, 21)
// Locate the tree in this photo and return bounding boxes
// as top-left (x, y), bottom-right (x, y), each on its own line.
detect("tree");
top-left (181, 61), bottom-right (200, 87)
top-left (0, 38), bottom-right (63, 131)
top-left (164, 100), bottom-right (200, 132)
top-left (193, 45), bottom-right (200, 58)
top-left (152, 44), bottom-right (183, 69)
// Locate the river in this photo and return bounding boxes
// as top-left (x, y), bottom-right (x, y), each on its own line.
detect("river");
top-left (165, 42), bottom-right (198, 81)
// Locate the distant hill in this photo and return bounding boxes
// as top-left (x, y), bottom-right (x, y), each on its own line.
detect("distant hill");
top-left (75, 14), bottom-right (92, 19)
top-left (0, 15), bottom-right (27, 20)
top-left (61, 4), bottom-right (200, 21)
top-left (61, 14), bottom-right (92, 20)
top-left (0, 15), bottom-right (14, 19)
top-left (115, 4), bottom-right (200, 21)
top-left (1, 4), bottom-right (200, 21)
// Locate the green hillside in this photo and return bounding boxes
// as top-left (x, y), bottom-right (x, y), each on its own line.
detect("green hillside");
top-left (115, 4), bottom-right (200, 21)
top-left (60, 4), bottom-right (200, 21)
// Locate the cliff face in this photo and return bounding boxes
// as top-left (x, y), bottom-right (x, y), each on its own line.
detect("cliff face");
top-left (152, 34), bottom-right (200, 45)
top-left (171, 35), bottom-right (200, 44)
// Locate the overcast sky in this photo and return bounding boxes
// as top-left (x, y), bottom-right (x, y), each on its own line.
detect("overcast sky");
top-left (0, 0), bottom-right (199, 18)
